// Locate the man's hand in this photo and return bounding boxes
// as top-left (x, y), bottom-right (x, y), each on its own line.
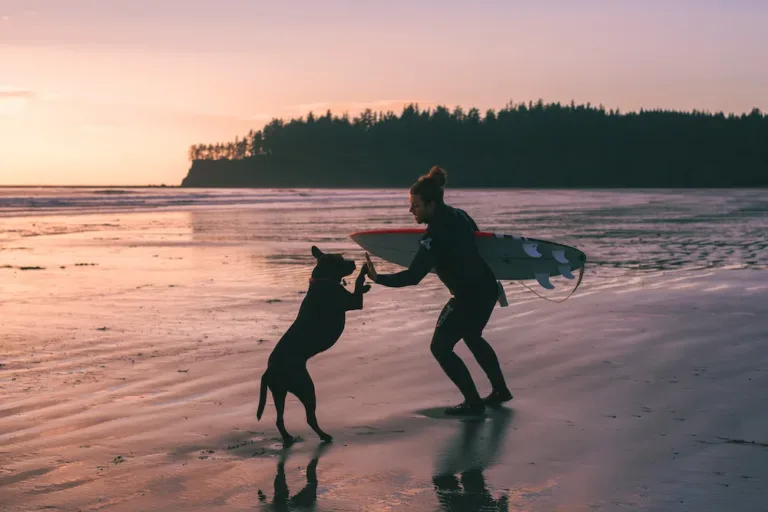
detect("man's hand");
top-left (364, 252), bottom-right (378, 282)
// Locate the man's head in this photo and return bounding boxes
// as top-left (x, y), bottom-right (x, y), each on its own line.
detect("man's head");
top-left (409, 166), bottom-right (447, 224)
top-left (310, 245), bottom-right (356, 280)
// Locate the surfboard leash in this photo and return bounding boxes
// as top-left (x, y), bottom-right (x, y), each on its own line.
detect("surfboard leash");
top-left (515, 264), bottom-right (586, 303)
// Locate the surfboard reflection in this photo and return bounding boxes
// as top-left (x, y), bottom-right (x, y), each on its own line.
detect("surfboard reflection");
top-left (257, 442), bottom-right (330, 511)
top-left (432, 408), bottom-right (514, 511)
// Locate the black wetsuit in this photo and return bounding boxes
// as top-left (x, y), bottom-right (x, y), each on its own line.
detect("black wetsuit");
top-left (375, 203), bottom-right (508, 404)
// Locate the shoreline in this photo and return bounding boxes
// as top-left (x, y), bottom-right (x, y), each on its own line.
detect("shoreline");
top-left (3, 184), bottom-right (767, 190)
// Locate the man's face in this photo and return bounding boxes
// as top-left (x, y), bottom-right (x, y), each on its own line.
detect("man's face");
top-left (409, 193), bottom-right (434, 224)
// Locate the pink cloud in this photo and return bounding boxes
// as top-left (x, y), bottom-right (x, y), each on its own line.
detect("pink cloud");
top-left (0, 88), bottom-right (36, 99)
top-left (0, 88), bottom-right (36, 116)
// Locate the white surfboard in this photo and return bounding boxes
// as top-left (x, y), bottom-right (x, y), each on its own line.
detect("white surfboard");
top-left (349, 228), bottom-right (587, 291)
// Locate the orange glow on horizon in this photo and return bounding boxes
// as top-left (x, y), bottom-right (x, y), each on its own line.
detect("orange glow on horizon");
top-left (1, 2), bottom-right (766, 185)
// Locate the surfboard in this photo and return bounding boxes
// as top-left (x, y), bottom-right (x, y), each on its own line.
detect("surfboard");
top-left (349, 228), bottom-right (587, 291)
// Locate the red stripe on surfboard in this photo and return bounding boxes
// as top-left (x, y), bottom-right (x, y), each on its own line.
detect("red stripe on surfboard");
top-left (350, 228), bottom-right (496, 237)
top-left (349, 228), bottom-right (424, 237)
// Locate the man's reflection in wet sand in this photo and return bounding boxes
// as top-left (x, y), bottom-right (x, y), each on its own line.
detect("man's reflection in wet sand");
top-left (432, 408), bottom-right (514, 511)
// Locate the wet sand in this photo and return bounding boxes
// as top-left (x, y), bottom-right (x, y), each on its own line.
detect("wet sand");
top-left (2, 208), bottom-right (767, 511)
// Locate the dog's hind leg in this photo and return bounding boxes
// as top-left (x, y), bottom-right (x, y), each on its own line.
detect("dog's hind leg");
top-left (293, 368), bottom-right (333, 443)
top-left (271, 386), bottom-right (294, 446)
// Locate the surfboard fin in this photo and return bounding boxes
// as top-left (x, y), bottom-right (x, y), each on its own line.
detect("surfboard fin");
top-left (496, 280), bottom-right (509, 307)
top-left (552, 249), bottom-right (568, 264)
top-left (523, 243), bottom-right (541, 258)
top-left (535, 273), bottom-right (555, 290)
top-left (558, 265), bottom-right (575, 279)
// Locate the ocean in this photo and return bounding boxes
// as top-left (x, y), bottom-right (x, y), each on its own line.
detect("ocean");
top-left (1, 186), bottom-right (765, 285)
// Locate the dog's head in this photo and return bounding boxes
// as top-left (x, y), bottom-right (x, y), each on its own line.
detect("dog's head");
top-left (310, 245), bottom-right (356, 281)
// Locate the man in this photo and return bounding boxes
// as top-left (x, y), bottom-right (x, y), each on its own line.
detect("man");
top-left (365, 166), bottom-right (513, 415)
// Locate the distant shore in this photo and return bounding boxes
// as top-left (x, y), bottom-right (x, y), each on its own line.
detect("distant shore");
top-left (0, 185), bottom-right (175, 189)
top-left (180, 157), bottom-right (768, 189)
top-left (3, 183), bottom-right (767, 190)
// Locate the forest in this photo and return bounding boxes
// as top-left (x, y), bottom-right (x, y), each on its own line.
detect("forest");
top-left (182, 100), bottom-right (767, 188)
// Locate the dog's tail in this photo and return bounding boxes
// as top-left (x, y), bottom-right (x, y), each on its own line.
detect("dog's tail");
top-left (256, 368), bottom-right (270, 421)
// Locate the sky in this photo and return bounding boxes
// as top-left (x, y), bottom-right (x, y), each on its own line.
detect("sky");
top-left (1, 0), bottom-right (767, 186)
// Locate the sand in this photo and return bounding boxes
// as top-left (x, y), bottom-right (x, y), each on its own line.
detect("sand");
top-left (2, 210), bottom-right (768, 511)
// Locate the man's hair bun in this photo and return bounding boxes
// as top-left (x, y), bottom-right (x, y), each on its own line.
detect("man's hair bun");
top-left (426, 166), bottom-right (447, 188)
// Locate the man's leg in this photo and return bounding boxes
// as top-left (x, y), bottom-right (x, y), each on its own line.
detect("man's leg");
top-left (464, 334), bottom-right (509, 392)
top-left (462, 297), bottom-right (513, 406)
top-left (430, 299), bottom-right (484, 414)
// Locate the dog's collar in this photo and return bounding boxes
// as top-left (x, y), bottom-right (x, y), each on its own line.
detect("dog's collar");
top-left (309, 277), bottom-right (342, 284)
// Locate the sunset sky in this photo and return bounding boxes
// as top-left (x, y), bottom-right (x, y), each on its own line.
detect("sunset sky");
top-left (1, 0), bottom-right (766, 186)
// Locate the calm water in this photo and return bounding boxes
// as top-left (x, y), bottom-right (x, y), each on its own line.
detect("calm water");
top-left (1, 187), bottom-right (766, 291)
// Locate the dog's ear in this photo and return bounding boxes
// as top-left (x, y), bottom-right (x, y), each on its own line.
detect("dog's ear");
top-left (311, 245), bottom-right (324, 259)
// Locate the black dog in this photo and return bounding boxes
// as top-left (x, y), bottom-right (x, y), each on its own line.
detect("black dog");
top-left (257, 245), bottom-right (369, 445)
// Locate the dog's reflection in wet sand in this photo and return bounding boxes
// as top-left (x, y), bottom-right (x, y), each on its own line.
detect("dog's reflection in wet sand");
top-left (432, 408), bottom-right (514, 511)
top-left (258, 443), bottom-right (331, 511)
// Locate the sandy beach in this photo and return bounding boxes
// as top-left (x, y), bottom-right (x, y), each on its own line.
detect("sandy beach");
top-left (2, 189), bottom-right (767, 511)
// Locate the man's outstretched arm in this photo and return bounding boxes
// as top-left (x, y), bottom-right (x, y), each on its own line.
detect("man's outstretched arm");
top-left (369, 237), bottom-right (435, 288)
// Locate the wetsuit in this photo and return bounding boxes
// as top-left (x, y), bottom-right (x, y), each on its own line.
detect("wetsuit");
top-left (374, 203), bottom-right (508, 405)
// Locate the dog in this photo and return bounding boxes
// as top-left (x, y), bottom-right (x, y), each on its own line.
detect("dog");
top-left (257, 245), bottom-right (369, 445)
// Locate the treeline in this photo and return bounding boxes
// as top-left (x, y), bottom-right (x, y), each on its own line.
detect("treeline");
top-left (188, 134), bottom-right (256, 161)
top-left (183, 100), bottom-right (768, 188)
